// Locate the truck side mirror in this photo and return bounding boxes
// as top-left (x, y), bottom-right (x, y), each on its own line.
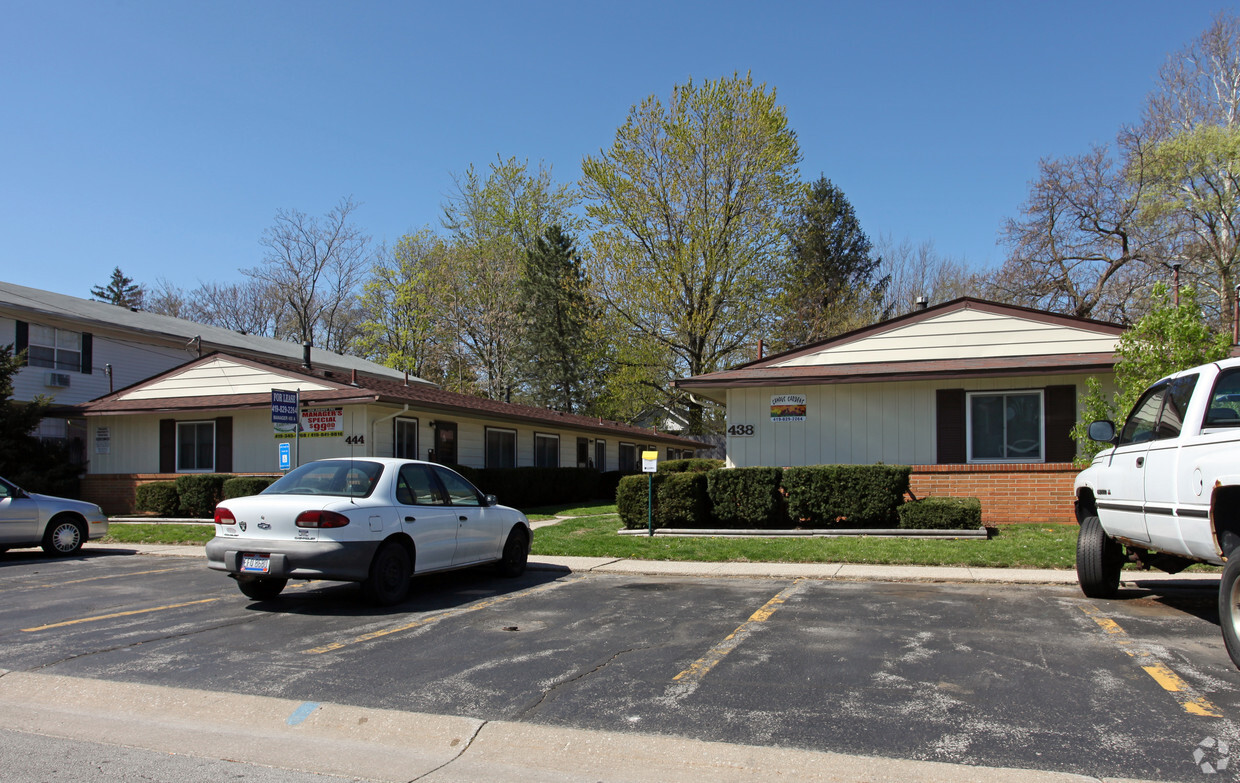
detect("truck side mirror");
top-left (1087, 420), bottom-right (1118, 444)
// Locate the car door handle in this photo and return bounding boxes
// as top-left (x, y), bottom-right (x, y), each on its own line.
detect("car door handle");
top-left (404, 516), bottom-right (416, 523)
top-left (459, 515), bottom-right (468, 522)
top-left (1136, 457), bottom-right (1145, 468)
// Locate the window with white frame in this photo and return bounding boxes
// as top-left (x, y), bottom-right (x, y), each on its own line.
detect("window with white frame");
top-left (486, 428), bottom-right (517, 468)
top-left (28, 325), bottom-right (82, 371)
top-left (595, 439), bottom-right (606, 471)
top-left (534, 433), bottom-right (559, 468)
top-left (967, 390), bottom-right (1043, 462)
top-left (177, 421), bottom-right (215, 472)
top-left (394, 417), bottom-right (419, 459)
top-left (618, 442), bottom-right (637, 472)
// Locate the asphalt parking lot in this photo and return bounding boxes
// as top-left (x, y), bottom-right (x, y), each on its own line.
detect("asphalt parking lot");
top-left (0, 548), bottom-right (1237, 782)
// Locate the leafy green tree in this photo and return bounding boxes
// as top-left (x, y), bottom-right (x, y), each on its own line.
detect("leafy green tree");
top-left (357, 230), bottom-right (456, 384)
top-left (90, 267), bottom-right (145, 309)
top-left (1071, 282), bottom-right (1232, 462)
top-left (581, 73), bottom-right (802, 433)
top-left (775, 176), bottom-right (887, 348)
top-left (518, 226), bottom-right (599, 412)
top-left (0, 345), bottom-right (79, 495)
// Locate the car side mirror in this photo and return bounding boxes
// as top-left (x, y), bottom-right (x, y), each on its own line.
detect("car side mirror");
top-left (1087, 420), bottom-right (1118, 444)
top-left (485, 494), bottom-right (498, 507)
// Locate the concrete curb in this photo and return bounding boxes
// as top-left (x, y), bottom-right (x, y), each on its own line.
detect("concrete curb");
top-left (0, 669), bottom-right (1143, 783)
top-left (85, 543), bottom-right (1221, 587)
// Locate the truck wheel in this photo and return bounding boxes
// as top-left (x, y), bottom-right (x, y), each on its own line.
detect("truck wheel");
top-left (1076, 515), bottom-right (1122, 598)
top-left (1219, 556), bottom-right (1240, 669)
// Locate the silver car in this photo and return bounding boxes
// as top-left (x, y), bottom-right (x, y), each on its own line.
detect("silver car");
top-left (0, 476), bottom-right (109, 556)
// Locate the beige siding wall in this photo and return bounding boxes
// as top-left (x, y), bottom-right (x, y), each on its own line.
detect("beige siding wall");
top-left (723, 373), bottom-right (1112, 468)
top-left (88, 403), bottom-right (689, 475)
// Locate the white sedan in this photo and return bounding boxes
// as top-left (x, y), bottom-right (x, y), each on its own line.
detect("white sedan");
top-left (205, 458), bottom-right (532, 605)
top-left (0, 476), bottom-right (109, 556)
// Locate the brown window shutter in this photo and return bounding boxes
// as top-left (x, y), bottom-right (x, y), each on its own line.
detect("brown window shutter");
top-left (215, 416), bottom-right (233, 473)
top-left (1044, 385), bottom-right (1077, 462)
top-left (936, 389), bottom-right (966, 464)
top-left (159, 419), bottom-right (176, 473)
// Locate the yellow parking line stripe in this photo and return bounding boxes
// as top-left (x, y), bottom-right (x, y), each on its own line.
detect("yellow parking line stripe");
top-left (22, 598), bottom-right (222, 632)
top-left (303, 579), bottom-right (575, 655)
top-left (1078, 604), bottom-right (1222, 718)
top-left (673, 580), bottom-right (804, 685)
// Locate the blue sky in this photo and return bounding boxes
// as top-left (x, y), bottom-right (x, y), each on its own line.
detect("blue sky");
top-left (1, 1), bottom-right (1228, 299)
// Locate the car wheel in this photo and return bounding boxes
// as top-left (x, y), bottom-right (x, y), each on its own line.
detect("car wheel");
top-left (362, 542), bottom-right (412, 606)
top-left (41, 516), bottom-right (85, 556)
top-left (236, 577), bottom-right (287, 601)
top-left (1220, 555), bottom-right (1240, 669)
top-left (497, 527), bottom-right (528, 578)
top-left (1076, 514), bottom-right (1122, 598)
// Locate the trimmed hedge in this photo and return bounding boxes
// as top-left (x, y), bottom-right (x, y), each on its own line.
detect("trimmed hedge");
top-left (659, 458), bottom-right (725, 474)
top-left (223, 476), bottom-right (280, 499)
top-left (461, 466), bottom-right (602, 508)
top-left (174, 474), bottom-right (232, 518)
top-left (898, 497), bottom-right (982, 530)
top-left (135, 481), bottom-right (180, 516)
top-left (708, 467), bottom-right (784, 528)
top-left (617, 473), bottom-right (710, 529)
top-left (782, 465), bottom-right (911, 528)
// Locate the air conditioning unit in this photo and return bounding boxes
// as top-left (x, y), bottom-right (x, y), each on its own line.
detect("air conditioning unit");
top-left (45, 372), bottom-right (71, 388)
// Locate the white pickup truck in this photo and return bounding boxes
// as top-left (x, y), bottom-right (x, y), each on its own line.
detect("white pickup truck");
top-left (1074, 357), bottom-right (1240, 666)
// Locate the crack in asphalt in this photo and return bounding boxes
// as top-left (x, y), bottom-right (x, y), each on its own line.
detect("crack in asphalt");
top-left (514, 645), bottom-right (649, 720)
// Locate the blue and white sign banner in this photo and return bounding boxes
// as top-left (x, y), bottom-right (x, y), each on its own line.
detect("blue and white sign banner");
top-left (272, 389), bottom-right (299, 424)
top-left (278, 442), bottom-right (292, 471)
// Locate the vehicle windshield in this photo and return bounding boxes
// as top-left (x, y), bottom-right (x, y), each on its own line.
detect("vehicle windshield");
top-left (263, 460), bottom-right (383, 498)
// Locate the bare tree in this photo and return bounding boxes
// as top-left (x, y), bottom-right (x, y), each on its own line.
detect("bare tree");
top-left (184, 279), bottom-right (287, 337)
top-left (144, 278), bottom-right (188, 319)
top-left (872, 236), bottom-right (981, 315)
top-left (993, 144), bottom-right (1166, 323)
top-left (245, 197), bottom-right (372, 348)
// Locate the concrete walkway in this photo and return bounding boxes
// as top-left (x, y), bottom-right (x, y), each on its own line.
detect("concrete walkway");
top-left (91, 540), bottom-right (1220, 588)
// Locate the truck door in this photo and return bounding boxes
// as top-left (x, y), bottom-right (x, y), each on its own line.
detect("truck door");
top-left (1142, 373), bottom-right (1199, 552)
top-left (1094, 383), bottom-right (1166, 543)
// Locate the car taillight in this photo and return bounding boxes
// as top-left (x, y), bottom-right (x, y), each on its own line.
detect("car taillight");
top-left (214, 507), bottom-right (236, 525)
top-left (295, 510), bottom-right (351, 528)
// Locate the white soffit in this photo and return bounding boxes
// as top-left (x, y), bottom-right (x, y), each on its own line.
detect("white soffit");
top-left (118, 357), bottom-right (334, 400)
top-left (772, 309), bottom-right (1120, 368)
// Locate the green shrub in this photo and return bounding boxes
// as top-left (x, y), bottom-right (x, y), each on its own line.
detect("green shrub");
top-left (467, 467), bottom-right (600, 508)
top-left (659, 458), bottom-right (725, 474)
top-left (657, 472), bottom-right (709, 527)
top-left (222, 476), bottom-right (279, 499)
top-left (174, 473), bottom-right (232, 518)
top-left (617, 474), bottom-right (659, 529)
top-left (135, 481), bottom-right (180, 516)
top-left (782, 465), bottom-right (911, 528)
top-left (597, 470), bottom-right (631, 500)
top-left (898, 497), bottom-right (982, 530)
top-left (708, 467), bottom-right (785, 528)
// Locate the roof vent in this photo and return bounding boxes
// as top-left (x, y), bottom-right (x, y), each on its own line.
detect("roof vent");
top-left (914, 296), bottom-right (928, 311)
top-left (302, 341), bottom-right (312, 369)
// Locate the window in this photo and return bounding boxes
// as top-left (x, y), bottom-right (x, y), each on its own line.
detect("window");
top-left (577, 437), bottom-right (590, 468)
top-left (177, 421), bottom-right (215, 472)
top-left (394, 417), bottom-right (418, 459)
top-left (618, 442), bottom-right (637, 472)
top-left (396, 463), bottom-right (446, 505)
top-left (534, 433), bottom-right (559, 468)
top-left (1206, 369), bottom-right (1240, 427)
top-left (595, 439), bottom-right (606, 472)
top-left (1156, 374), bottom-right (1198, 439)
top-left (486, 428), bottom-right (516, 468)
top-left (28, 325), bottom-right (82, 372)
top-left (1119, 385), bottom-right (1166, 445)
top-left (433, 465), bottom-right (483, 506)
top-left (967, 391), bottom-right (1043, 462)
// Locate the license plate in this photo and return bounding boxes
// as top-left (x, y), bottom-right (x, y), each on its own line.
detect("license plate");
top-left (240, 554), bottom-right (270, 574)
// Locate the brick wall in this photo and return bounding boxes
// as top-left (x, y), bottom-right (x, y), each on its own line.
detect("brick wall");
top-left (910, 463), bottom-right (1077, 525)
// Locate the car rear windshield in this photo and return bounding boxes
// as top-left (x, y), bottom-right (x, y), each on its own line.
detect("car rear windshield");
top-left (264, 460), bottom-right (384, 499)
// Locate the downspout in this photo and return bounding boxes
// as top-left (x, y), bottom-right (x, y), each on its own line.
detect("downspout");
top-left (371, 404), bottom-right (409, 457)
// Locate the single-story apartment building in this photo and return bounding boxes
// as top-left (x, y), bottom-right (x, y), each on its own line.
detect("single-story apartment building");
top-left (676, 297), bottom-right (1125, 524)
top-left (78, 351), bottom-right (701, 514)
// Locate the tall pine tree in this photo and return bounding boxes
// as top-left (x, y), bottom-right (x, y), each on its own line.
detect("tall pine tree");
top-left (90, 267), bottom-right (145, 309)
top-left (519, 226), bottom-right (598, 413)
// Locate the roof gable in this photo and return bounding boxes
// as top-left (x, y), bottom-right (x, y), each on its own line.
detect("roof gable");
top-left (772, 304), bottom-right (1122, 368)
top-left (117, 356), bottom-right (335, 400)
